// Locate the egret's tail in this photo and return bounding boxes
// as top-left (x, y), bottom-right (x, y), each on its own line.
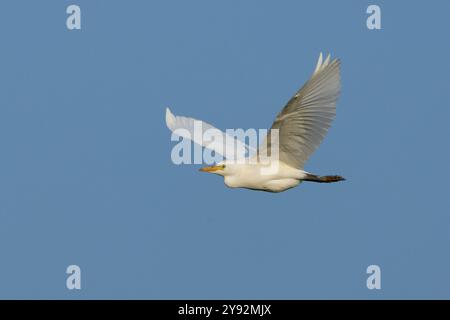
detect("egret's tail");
top-left (303, 173), bottom-right (346, 183)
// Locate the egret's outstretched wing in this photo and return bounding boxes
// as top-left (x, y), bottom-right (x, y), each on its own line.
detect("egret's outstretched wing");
top-left (260, 53), bottom-right (341, 168)
top-left (166, 108), bottom-right (254, 160)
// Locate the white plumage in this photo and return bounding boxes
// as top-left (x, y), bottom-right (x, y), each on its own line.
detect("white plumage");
top-left (166, 53), bottom-right (345, 192)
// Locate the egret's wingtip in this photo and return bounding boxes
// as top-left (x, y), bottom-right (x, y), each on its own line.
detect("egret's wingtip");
top-left (314, 53), bottom-right (324, 75)
top-left (324, 53), bottom-right (331, 66)
top-left (165, 107), bottom-right (175, 129)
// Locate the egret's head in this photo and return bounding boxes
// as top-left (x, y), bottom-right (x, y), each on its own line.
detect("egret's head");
top-left (199, 162), bottom-right (229, 176)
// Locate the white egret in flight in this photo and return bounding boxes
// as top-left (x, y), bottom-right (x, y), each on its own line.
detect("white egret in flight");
top-left (166, 53), bottom-right (345, 192)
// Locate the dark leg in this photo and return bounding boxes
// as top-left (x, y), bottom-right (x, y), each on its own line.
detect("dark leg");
top-left (304, 173), bottom-right (346, 183)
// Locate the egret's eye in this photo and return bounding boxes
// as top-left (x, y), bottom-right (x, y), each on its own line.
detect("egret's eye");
top-left (220, 164), bottom-right (226, 169)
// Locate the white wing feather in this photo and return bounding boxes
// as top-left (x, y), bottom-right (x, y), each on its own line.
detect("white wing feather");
top-left (260, 53), bottom-right (341, 169)
top-left (166, 108), bottom-right (253, 161)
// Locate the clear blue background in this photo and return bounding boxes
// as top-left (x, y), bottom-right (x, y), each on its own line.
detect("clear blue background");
top-left (0, 0), bottom-right (449, 299)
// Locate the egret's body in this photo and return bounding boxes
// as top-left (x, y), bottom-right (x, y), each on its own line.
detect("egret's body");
top-left (220, 161), bottom-right (304, 192)
top-left (166, 53), bottom-right (345, 192)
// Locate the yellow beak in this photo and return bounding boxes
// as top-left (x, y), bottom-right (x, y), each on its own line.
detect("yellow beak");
top-left (199, 165), bottom-right (223, 173)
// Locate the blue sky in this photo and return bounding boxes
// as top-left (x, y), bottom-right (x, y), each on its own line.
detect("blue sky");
top-left (0, 0), bottom-right (449, 299)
